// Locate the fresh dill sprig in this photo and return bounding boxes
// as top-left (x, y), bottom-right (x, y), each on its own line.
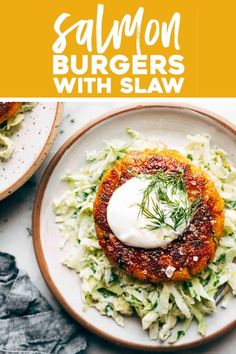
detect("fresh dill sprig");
top-left (137, 171), bottom-right (200, 231)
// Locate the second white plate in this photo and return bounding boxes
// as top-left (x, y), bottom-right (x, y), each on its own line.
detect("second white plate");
top-left (0, 102), bottom-right (63, 200)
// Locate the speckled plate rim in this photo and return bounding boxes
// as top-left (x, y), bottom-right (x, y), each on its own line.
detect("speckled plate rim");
top-left (33, 103), bottom-right (236, 352)
top-left (0, 103), bottom-right (63, 201)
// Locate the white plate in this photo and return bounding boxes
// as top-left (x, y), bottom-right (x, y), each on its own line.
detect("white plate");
top-left (33, 103), bottom-right (236, 351)
top-left (0, 102), bottom-right (63, 200)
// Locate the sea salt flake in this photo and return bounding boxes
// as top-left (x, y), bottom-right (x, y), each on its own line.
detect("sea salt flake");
top-left (165, 265), bottom-right (176, 278)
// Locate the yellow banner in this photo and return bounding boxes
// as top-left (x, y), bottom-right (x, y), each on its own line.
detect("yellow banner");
top-left (0, 0), bottom-right (235, 97)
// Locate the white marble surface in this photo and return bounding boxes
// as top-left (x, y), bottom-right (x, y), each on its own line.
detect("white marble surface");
top-left (1, 98), bottom-right (236, 354)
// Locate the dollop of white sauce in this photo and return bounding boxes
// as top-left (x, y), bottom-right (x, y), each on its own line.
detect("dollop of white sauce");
top-left (107, 177), bottom-right (190, 249)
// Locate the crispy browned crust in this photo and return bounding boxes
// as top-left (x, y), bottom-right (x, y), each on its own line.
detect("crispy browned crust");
top-left (0, 102), bottom-right (22, 124)
top-left (93, 150), bottom-right (224, 282)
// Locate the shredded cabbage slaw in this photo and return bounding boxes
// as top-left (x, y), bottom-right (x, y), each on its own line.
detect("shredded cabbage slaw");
top-left (53, 130), bottom-right (236, 343)
top-left (0, 103), bottom-right (36, 160)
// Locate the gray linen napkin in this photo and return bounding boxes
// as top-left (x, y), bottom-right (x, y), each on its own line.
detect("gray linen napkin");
top-left (0, 252), bottom-right (87, 353)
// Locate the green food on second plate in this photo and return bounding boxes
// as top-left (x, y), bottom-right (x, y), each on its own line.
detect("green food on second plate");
top-left (0, 103), bottom-right (36, 160)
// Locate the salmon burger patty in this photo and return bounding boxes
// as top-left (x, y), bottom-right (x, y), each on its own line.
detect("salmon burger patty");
top-left (93, 150), bottom-right (224, 282)
top-left (0, 102), bottom-right (22, 124)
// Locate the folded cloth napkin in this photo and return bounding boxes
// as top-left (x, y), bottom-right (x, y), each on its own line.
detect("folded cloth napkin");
top-left (0, 252), bottom-right (87, 353)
